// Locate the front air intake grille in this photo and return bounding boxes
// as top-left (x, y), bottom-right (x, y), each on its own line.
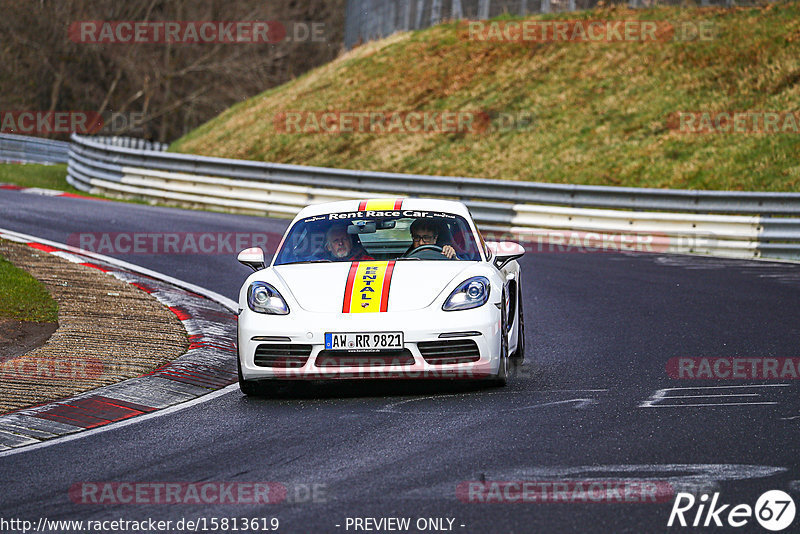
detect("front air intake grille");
top-left (254, 344), bottom-right (313, 368)
top-left (418, 339), bottom-right (480, 364)
top-left (315, 349), bottom-right (414, 367)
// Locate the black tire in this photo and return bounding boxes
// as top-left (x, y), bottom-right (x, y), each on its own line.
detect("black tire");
top-left (510, 285), bottom-right (525, 361)
top-left (489, 291), bottom-right (509, 386)
top-left (237, 352), bottom-right (262, 396)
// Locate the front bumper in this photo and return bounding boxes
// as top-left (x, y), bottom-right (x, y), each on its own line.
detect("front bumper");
top-left (238, 305), bottom-right (502, 381)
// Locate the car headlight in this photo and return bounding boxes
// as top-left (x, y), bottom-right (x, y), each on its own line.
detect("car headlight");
top-left (442, 277), bottom-right (490, 311)
top-left (247, 282), bottom-right (289, 315)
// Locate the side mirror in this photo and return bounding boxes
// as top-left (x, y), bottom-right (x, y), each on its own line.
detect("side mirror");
top-left (238, 247), bottom-right (265, 271)
top-left (486, 241), bottom-right (525, 270)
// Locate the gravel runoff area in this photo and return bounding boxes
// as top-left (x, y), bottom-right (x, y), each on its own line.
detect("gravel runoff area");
top-left (0, 239), bottom-right (188, 414)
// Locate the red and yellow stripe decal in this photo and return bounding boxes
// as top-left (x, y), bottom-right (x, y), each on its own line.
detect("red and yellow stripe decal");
top-left (342, 261), bottom-right (396, 313)
top-left (358, 198), bottom-right (403, 211)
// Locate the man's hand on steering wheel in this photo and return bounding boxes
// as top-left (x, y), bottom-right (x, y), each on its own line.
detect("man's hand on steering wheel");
top-left (406, 244), bottom-right (458, 259)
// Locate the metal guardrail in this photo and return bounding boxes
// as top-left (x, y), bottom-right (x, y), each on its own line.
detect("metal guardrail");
top-left (0, 133), bottom-right (70, 164)
top-left (60, 133), bottom-right (800, 261)
top-left (67, 134), bottom-right (800, 215)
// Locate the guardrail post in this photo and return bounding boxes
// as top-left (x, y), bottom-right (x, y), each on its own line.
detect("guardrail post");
top-left (430, 0), bottom-right (442, 25)
top-left (451, 0), bottom-right (463, 19)
top-left (478, 0), bottom-right (491, 19)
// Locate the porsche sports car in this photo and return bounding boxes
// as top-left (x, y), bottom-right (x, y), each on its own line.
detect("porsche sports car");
top-left (235, 198), bottom-right (525, 394)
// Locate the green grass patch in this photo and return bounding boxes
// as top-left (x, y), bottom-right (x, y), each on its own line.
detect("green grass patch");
top-left (171, 3), bottom-right (800, 192)
top-left (0, 163), bottom-right (147, 203)
top-left (0, 163), bottom-right (77, 191)
top-left (0, 249), bottom-right (58, 323)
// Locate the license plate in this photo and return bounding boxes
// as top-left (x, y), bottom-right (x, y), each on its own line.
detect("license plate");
top-left (324, 332), bottom-right (403, 351)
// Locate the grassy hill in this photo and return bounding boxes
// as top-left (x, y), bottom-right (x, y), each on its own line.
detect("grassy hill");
top-left (171, 3), bottom-right (800, 191)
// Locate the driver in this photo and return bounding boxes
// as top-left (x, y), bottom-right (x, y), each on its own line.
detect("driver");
top-left (322, 223), bottom-right (373, 261)
top-left (407, 219), bottom-right (456, 259)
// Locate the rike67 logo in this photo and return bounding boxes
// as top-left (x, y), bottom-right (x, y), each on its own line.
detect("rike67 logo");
top-left (668, 490), bottom-right (795, 531)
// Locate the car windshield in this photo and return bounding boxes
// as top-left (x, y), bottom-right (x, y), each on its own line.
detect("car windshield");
top-left (274, 211), bottom-right (482, 265)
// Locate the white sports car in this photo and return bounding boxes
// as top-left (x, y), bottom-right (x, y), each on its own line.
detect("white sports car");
top-left (235, 198), bottom-right (525, 394)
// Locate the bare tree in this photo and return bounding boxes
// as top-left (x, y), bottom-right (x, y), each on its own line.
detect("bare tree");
top-left (0, 0), bottom-right (345, 142)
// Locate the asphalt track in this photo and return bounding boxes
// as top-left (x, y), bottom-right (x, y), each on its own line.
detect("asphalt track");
top-left (1, 189), bottom-right (800, 533)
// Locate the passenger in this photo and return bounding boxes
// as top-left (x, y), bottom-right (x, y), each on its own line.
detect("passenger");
top-left (322, 223), bottom-right (373, 261)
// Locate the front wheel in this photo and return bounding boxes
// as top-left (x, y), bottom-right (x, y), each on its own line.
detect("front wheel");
top-left (510, 285), bottom-right (525, 361)
top-left (237, 352), bottom-right (262, 396)
top-left (489, 292), bottom-right (509, 386)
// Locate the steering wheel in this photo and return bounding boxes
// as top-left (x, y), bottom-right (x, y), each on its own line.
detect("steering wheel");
top-left (405, 244), bottom-right (447, 259)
